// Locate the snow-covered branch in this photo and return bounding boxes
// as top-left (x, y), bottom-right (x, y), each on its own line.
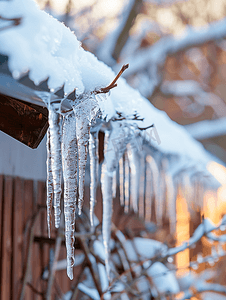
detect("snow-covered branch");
top-left (184, 117), bottom-right (226, 140)
top-left (118, 18), bottom-right (226, 97)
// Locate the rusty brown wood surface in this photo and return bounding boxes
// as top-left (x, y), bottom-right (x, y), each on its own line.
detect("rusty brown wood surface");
top-left (1, 176), bottom-right (13, 300)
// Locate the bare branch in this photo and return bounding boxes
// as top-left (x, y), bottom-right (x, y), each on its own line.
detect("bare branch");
top-left (95, 64), bottom-right (129, 94)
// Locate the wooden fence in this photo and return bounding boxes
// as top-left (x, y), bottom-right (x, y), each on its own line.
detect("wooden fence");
top-left (0, 175), bottom-right (72, 300)
top-left (0, 173), bottom-right (220, 300)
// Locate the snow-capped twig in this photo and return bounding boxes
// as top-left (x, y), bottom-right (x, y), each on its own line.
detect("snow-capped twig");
top-left (178, 283), bottom-right (226, 300)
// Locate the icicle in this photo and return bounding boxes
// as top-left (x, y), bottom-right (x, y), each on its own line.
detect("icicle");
top-left (165, 173), bottom-right (177, 233)
top-left (101, 122), bottom-right (131, 279)
top-left (138, 154), bottom-right (146, 219)
top-left (119, 156), bottom-right (125, 207)
top-left (46, 128), bottom-right (53, 238)
top-left (101, 163), bottom-right (113, 279)
top-left (147, 156), bottom-right (160, 223)
top-left (156, 160), bottom-right (166, 227)
top-left (72, 95), bottom-right (99, 215)
top-left (124, 151), bottom-right (130, 213)
top-left (127, 144), bottom-right (140, 213)
top-left (112, 169), bottom-right (117, 199)
top-left (48, 105), bottom-right (62, 228)
top-left (61, 112), bottom-right (77, 280)
top-left (89, 128), bottom-right (100, 228)
top-left (145, 156), bottom-right (152, 222)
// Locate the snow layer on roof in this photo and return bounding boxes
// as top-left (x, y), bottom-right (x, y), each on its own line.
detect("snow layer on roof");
top-left (0, 0), bottom-right (112, 94)
top-left (0, 0), bottom-right (211, 164)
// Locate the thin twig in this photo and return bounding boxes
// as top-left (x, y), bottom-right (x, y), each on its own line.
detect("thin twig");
top-left (0, 15), bottom-right (22, 31)
top-left (95, 64), bottom-right (129, 94)
top-left (27, 282), bottom-right (44, 297)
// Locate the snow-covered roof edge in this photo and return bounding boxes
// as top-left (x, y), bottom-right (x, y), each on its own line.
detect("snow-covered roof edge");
top-left (0, 0), bottom-right (213, 167)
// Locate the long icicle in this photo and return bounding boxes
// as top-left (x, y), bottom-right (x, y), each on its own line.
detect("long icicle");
top-left (127, 144), bottom-right (140, 213)
top-left (72, 96), bottom-right (99, 215)
top-left (145, 156), bottom-right (153, 222)
top-left (101, 122), bottom-right (132, 279)
top-left (138, 153), bottom-right (146, 219)
top-left (101, 162), bottom-right (113, 279)
top-left (89, 128), bottom-right (100, 228)
top-left (119, 156), bottom-right (125, 207)
top-left (48, 105), bottom-right (62, 228)
top-left (46, 128), bottom-right (54, 238)
top-left (61, 112), bottom-right (77, 280)
top-left (124, 151), bottom-right (130, 213)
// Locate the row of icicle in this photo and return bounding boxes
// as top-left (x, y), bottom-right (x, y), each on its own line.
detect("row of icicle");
top-left (46, 92), bottom-right (214, 280)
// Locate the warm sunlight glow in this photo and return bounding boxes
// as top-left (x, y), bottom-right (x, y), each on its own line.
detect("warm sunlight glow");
top-left (203, 190), bottom-right (220, 223)
top-left (156, 9), bottom-right (177, 30)
top-left (176, 193), bottom-right (190, 276)
top-left (207, 161), bottom-right (226, 186)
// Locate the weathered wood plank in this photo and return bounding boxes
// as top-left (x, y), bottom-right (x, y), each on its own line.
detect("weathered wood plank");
top-left (23, 179), bottom-right (34, 300)
top-left (32, 181), bottom-right (46, 299)
top-left (0, 175), bottom-right (4, 300)
top-left (13, 177), bottom-right (24, 300)
top-left (1, 176), bottom-right (13, 300)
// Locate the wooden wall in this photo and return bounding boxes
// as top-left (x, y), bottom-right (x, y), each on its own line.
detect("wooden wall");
top-left (0, 175), bottom-right (72, 300)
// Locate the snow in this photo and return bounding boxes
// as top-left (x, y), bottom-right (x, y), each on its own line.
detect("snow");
top-left (0, 0), bottom-right (112, 95)
top-left (124, 237), bottom-right (167, 262)
top-left (0, 0), bottom-right (213, 165)
top-left (78, 283), bottom-right (100, 300)
top-left (120, 17), bottom-right (226, 79)
top-left (185, 117), bottom-right (226, 140)
top-left (93, 240), bottom-right (106, 261)
top-left (0, 0), bottom-right (221, 282)
top-left (146, 262), bottom-right (180, 294)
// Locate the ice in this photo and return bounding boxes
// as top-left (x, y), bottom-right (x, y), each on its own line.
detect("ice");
top-left (61, 112), bottom-right (77, 280)
top-left (112, 168), bottom-right (117, 199)
top-left (48, 105), bottom-right (62, 228)
top-left (101, 122), bottom-right (133, 278)
top-left (124, 151), bottom-right (130, 213)
top-left (1, 0), bottom-right (222, 284)
top-left (46, 128), bottom-right (54, 238)
top-left (138, 154), bottom-right (146, 218)
top-left (119, 156), bottom-right (125, 206)
top-left (89, 127), bottom-right (100, 227)
top-left (72, 94), bottom-right (99, 215)
top-left (0, 0), bottom-right (215, 167)
top-left (127, 144), bottom-right (140, 213)
top-left (145, 162), bottom-right (152, 221)
top-left (89, 122), bottom-right (102, 227)
top-left (101, 162), bottom-right (113, 279)
top-left (156, 161), bottom-right (165, 227)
